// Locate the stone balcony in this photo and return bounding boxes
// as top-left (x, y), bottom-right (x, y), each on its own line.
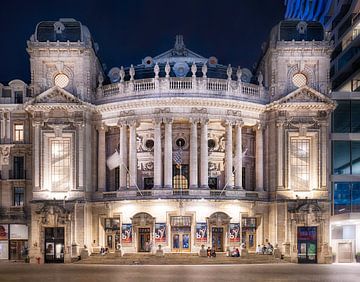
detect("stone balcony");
top-left (96, 188), bottom-right (268, 202)
top-left (96, 77), bottom-right (267, 105)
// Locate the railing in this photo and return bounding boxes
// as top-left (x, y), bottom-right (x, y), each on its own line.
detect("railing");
top-left (99, 76), bottom-right (266, 103)
top-left (173, 190), bottom-right (189, 196)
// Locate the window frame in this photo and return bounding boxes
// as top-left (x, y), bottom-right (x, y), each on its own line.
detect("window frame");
top-left (13, 187), bottom-right (25, 207)
top-left (13, 123), bottom-right (24, 142)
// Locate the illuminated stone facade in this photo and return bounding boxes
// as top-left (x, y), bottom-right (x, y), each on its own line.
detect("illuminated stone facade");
top-left (0, 19), bottom-right (335, 263)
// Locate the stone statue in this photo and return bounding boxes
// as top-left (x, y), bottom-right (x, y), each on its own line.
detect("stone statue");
top-left (120, 66), bottom-right (125, 82)
top-left (227, 64), bottom-right (232, 80)
top-left (191, 62), bottom-right (197, 78)
top-left (154, 63), bottom-right (160, 78)
top-left (129, 64), bottom-right (135, 81)
top-left (202, 63), bottom-right (207, 78)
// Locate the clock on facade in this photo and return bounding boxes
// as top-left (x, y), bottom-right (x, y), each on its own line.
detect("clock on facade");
top-left (292, 73), bottom-right (307, 88)
top-left (54, 73), bottom-right (70, 88)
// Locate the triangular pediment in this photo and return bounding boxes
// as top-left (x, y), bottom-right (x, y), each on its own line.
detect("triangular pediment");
top-left (267, 86), bottom-right (336, 110)
top-left (33, 86), bottom-right (83, 104)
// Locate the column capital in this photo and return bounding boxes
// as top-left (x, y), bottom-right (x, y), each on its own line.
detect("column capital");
top-left (255, 121), bottom-right (265, 131)
top-left (200, 118), bottom-right (209, 125)
top-left (31, 120), bottom-right (44, 128)
top-left (152, 117), bottom-right (163, 125)
top-left (128, 119), bottom-right (139, 128)
top-left (117, 119), bottom-right (127, 127)
top-left (276, 119), bottom-right (285, 128)
top-left (189, 117), bottom-right (200, 125)
top-left (235, 119), bottom-right (244, 127)
top-left (163, 117), bottom-right (173, 124)
top-left (223, 119), bottom-right (235, 127)
top-left (96, 123), bottom-right (108, 132)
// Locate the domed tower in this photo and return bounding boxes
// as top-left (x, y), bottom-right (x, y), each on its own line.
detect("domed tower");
top-left (27, 18), bottom-right (102, 101)
top-left (256, 20), bottom-right (335, 263)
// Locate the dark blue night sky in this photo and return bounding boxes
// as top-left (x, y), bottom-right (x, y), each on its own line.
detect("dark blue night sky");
top-left (0, 0), bottom-right (285, 84)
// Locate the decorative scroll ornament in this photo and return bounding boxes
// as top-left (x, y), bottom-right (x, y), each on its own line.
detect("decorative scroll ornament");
top-left (0, 144), bottom-right (15, 166)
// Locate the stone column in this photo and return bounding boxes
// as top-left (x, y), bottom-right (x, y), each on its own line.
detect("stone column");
top-left (163, 118), bottom-right (173, 189)
top-left (119, 122), bottom-right (128, 189)
top-left (5, 112), bottom-right (10, 143)
top-left (97, 125), bottom-right (106, 192)
top-left (225, 121), bottom-right (234, 189)
top-left (32, 121), bottom-right (41, 190)
top-left (189, 118), bottom-right (198, 188)
top-left (276, 120), bottom-right (284, 189)
top-left (76, 122), bottom-right (85, 190)
top-left (234, 120), bottom-right (244, 189)
top-left (128, 120), bottom-right (138, 189)
top-left (153, 119), bottom-right (162, 188)
top-left (320, 120), bottom-right (328, 190)
top-left (0, 112), bottom-right (5, 142)
top-left (200, 119), bottom-right (209, 188)
top-left (255, 123), bottom-right (264, 192)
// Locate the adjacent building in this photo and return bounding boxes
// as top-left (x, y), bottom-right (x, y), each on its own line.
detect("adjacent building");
top-left (324, 0), bottom-right (360, 263)
top-left (0, 17), bottom-right (335, 263)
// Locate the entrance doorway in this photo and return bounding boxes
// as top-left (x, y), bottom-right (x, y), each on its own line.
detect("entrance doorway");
top-left (212, 227), bottom-right (224, 252)
top-left (297, 226), bottom-right (317, 263)
top-left (44, 227), bottom-right (65, 263)
top-left (338, 242), bottom-right (352, 263)
top-left (172, 229), bottom-right (191, 252)
top-left (138, 228), bottom-right (151, 252)
top-left (170, 216), bottom-right (192, 252)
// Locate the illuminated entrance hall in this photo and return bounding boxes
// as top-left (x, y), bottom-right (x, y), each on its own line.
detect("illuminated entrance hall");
top-left (0, 18), bottom-right (335, 264)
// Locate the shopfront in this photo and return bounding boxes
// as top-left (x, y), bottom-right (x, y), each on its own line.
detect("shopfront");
top-left (0, 224), bottom-right (28, 260)
top-left (297, 226), bottom-right (317, 264)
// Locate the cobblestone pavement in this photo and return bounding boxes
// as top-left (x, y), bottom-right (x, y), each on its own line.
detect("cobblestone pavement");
top-left (0, 263), bottom-right (358, 282)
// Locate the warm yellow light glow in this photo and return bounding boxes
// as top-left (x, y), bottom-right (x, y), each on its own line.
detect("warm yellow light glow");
top-left (292, 73), bottom-right (307, 87)
top-left (54, 73), bottom-right (69, 88)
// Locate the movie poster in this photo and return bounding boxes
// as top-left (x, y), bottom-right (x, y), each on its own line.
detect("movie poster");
top-left (154, 223), bottom-right (166, 243)
top-left (195, 222), bottom-right (207, 243)
top-left (229, 223), bottom-right (240, 243)
top-left (0, 225), bottom-right (8, 240)
top-left (121, 224), bottom-right (132, 244)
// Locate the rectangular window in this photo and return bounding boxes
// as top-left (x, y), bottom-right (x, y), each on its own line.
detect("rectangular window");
top-left (14, 91), bottom-right (23, 104)
top-left (143, 177), bottom-right (154, 190)
top-left (290, 139), bottom-right (310, 190)
top-left (13, 156), bottom-right (24, 179)
top-left (51, 139), bottom-right (71, 191)
top-left (14, 124), bottom-right (24, 142)
top-left (333, 183), bottom-right (351, 214)
top-left (352, 182), bottom-right (360, 212)
top-left (13, 187), bottom-right (24, 206)
top-left (333, 141), bottom-right (351, 175)
top-left (332, 100), bottom-right (350, 133)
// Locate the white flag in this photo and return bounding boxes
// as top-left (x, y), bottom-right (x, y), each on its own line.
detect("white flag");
top-left (106, 150), bottom-right (121, 170)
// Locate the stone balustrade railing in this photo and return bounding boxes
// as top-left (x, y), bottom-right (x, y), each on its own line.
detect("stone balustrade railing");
top-left (97, 77), bottom-right (267, 104)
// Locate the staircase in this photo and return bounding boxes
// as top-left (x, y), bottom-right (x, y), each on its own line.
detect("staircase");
top-left (76, 252), bottom-right (288, 265)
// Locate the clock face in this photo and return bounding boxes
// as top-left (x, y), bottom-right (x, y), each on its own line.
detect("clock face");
top-left (292, 73), bottom-right (307, 88)
top-left (54, 73), bottom-right (69, 88)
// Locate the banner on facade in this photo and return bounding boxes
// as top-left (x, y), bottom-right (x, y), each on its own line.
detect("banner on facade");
top-left (121, 224), bottom-right (132, 244)
top-left (0, 241), bottom-right (9, 259)
top-left (229, 223), bottom-right (240, 243)
top-left (195, 222), bottom-right (207, 243)
top-left (10, 224), bottom-right (28, 240)
top-left (154, 223), bottom-right (166, 243)
top-left (106, 151), bottom-right (120, 170)
top-left (0, 225), bottom-right (8, 240)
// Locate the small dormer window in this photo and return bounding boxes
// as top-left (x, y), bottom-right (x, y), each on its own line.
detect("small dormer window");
top-left (54, 73), bottom-right (69, 88)
top-left (292, 73), bottom-right (307, 88)
top-left (53, 22), bottom-right (65, 34)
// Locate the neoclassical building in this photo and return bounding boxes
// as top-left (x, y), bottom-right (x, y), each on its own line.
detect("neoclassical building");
top-left (0, 18), bottom-right (335, 263)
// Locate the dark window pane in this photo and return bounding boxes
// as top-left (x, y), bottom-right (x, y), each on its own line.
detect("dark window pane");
top-left (351, 101), bottom-right (360, 132)
top-left (334, 183), bottom-right (351, 214)
top-left (333, 141), bottom-right (350, 174)
top-left (352, 142), bottom-right (360, 174)
top-left (352, 183), bottom-right (360, 212)
top-left (333, 100), bottom-right (350, 133)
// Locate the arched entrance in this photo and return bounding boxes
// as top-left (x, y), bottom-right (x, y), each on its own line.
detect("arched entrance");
top-left (131, 212), bottom-right (155, 252)
top-left (207, 212), bottom-right (231, 252)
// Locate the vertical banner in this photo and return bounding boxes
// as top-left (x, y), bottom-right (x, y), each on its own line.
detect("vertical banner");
top-left (121, 224), bottom-right (132, 244)
top-left (195, 222), bottom-right (207, 243)
top-left (154, 223), bottom-right (166, 244)
top-left (229, 223), bottom-right (240, 243)
top-left (0, 225), bottom-right (8, 240)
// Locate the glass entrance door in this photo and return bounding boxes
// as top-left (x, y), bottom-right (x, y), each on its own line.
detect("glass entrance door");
top-left (138, 228), bottom-right (151, 252)
top-left (44, 227), bottom-right (64, 263)
top-left (212, 227), bottom-right (224, 252)
top-left (172, 232), bottom-right (190, 252)
top-left (297, 226), bottom-right (317, 263)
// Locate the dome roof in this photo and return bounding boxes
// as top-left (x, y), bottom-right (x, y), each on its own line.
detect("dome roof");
top-left (271, 20), bottom-right (325, 42)
top-left (34, 18), bottom-right (92, 44)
